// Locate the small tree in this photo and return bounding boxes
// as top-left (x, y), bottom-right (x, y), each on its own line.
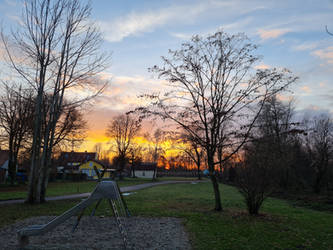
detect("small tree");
top-left (106, 114), bottom-right (141, 177)
top-left (237, 143), bottom-right (275, 215)
top-left (128, 143), bottom-right (143, 178)
top-left (138, 31), bottom-right (297, 211)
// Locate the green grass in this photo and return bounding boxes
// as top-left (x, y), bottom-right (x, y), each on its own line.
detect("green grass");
top-left (0, 178), bottom-right (153, 201)
top-left (128, 183), bottom-right (333, 249)
top-left (1, 182), bottom-right (332, 249)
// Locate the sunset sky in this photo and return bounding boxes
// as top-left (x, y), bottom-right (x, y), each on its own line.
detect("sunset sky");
top-left (0, 0), bottom-right (333, 152)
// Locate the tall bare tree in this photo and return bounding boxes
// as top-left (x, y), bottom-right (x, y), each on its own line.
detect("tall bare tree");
top-left (106, 114), bottom-right (141, 176)
top-left (138, 31), bottom-right (297, 211)
top-left (1, 0), bottom-right (108, 203)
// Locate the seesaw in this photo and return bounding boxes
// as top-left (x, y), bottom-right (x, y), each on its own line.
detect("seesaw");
top-left (18, 169), bottom-right (130, 249)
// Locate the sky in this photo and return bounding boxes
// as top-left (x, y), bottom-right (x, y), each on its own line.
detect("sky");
top-left (0, 0), bottom-right (333, 151)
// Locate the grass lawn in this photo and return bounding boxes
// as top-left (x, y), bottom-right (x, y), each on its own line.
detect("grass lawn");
top-left (0, 178), bottom-right (154, 201)
top-left (0, 182), bottom-right (332, 249)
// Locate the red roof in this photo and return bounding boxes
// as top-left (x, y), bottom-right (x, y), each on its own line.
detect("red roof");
top-left (58, 151), bottom-right (97, 164)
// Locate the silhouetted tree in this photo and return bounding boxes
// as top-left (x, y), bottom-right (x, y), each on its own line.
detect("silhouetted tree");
top-left (179, 133), bottom-right (204, 180)
top-left (305, 116), bottom-right (333, 193)
top-left (255, 96), bottom-right (298, 190)
top-left (128, 143), bottom-right (143, 178)
top-left (138, 31), bottom-right (297, 211)
top-left (106, 114), bottom-right (141, 178)
top-left (237, 143), bottom-right (275, 215)
top-left (0, 85), bottom-right (34, 184)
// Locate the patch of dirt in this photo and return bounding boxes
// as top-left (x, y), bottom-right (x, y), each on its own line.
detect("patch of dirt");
top-left (0, 216), bottom-right (191, 250)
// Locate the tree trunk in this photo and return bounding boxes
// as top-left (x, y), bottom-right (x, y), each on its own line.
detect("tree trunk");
top-left (208, 155), bottom-right (222, 211)
top-left (26, 90), bottom-right (43, 204)
top-left (197, 163), bottom-right (201, 180)
top-left (8, 141), bottom-right (15, 185)
top-left (131, 166), bottom-right (135, 177)
top-left (314, 169), bottom-right (324, 194)
top-left (210, 173), bottom-right (222, 211)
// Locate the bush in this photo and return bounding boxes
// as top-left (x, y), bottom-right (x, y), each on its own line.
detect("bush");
top-left (237, 161), bottom-right (274, 215)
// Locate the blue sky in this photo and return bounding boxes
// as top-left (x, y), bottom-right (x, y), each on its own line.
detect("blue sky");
top-left (0, 0), bottom-right (333, 147)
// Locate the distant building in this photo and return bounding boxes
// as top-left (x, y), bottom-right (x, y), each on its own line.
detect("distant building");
top-left (0, 150), bottom-right (9, 183)
top-left (57, 151), bottom-right (97, 173)
top-left (133, 162), bottom-right (157, 179)
top-left (79, 160), bottom-right (112, 180)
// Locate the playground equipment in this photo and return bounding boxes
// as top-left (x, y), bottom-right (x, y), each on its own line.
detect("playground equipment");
top-left (17, 167), bottom-right (130, 249)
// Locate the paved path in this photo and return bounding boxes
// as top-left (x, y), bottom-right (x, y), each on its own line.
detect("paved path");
top-left (0, 180), bottom-right (206, 205)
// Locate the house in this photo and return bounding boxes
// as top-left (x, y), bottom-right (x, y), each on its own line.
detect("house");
top-left (79, 160), bottom-right (112, 180)
top-left (57, 151), bottom-right (97, 173)
top-left (133, 162), bottom-right (157, 179)
top-left (0, 150), bottom-right (9, 183)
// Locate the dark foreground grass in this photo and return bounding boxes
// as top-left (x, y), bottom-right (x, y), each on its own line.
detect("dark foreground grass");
top-left (0, 182), bottom-right (332, 249)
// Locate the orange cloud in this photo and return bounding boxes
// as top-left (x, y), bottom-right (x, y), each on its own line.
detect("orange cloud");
top-left (257, 28), bottom-right (290, 40)
top-left (254, 64), bottom-right (271, 70)
top-left (300, 85), bottom-right (311, 93)
top-left (276, 93), bottom-right (293, 102)
top-left (319, 82), bottom-right (326, 87)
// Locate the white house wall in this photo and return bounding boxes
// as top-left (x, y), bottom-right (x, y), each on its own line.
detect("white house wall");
top-left (134, 170), bottom-right (155, 179)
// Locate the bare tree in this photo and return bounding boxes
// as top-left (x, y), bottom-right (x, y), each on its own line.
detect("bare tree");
top-left (0, 84), bottom-right (34, 184)
top-left (128, 143), bottom-right (143, 178)
top-left (256, 95), bottom-right (298, 189)
top-left (150, 129), bottom-right (165, 164)
top-left (39, 96), bottom-right (87, 197)
top-left (58, 107), bottom-right (87, 151)
top-left (41, 97), bottom-right (87, 150)
top-left (1, 0), bottom-right (108, 203)
top-left (93, 143), bottom-right (103, 159)
top-left (106, 114), bottom-right (141, 177)
top-left (179, 132), bottom-right (204, 180)
top-left (138, 31), bottom-right (297, 211)
top-left (305, 116), bottom-right (333, 193)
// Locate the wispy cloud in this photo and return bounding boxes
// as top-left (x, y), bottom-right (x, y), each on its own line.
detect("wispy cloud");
top-left (169, 32), bottom-right (193, 40)
top-left (292, 41), bottom-right (320, 51)
top-left (221, 16), bottom-right (254, 31)
top-left (312, 46), bottom-right (333, 64)
top-left (68, 72), bottom-right (168, 112)
top-left (257, 28), bottom-right (290, 40)
top-left (99, 2), bottom-right (217, 42)
top-left (4, 0), bottom-right (17, 7)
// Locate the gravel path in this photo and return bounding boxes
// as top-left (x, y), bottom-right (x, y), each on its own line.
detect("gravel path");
top-left (0, 216), bottom-right (192, 250)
